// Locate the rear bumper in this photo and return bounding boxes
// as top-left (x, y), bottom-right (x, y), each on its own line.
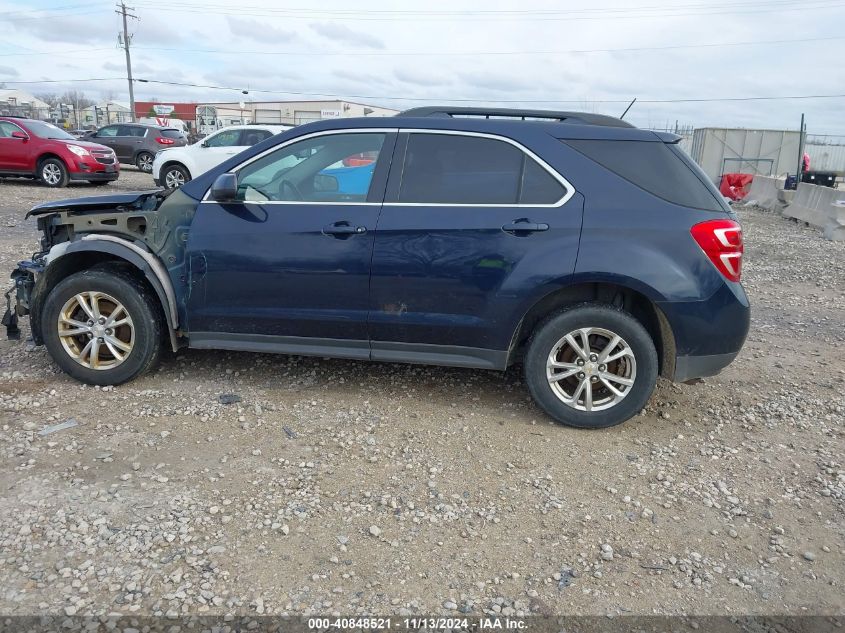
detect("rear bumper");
top-left (658, 281), bottom-right (750, 382)
top-left (673, 351), bottom-right (739, 383)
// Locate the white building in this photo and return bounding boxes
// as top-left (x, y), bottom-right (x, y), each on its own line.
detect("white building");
top-left (0, 89), bottom-right (51, 117)
top-left (80, 100), bottom-right (131, 127)
top-left (211, 99), bottom-right (397, 125)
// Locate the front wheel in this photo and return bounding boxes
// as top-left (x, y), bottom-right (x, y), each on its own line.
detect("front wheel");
top-left (524, 304), bottom-right (658, 428)
top-left (162, 163), bottom-right (190, 189)
top-left (41, 269), bottom-right (163, 386)
top-left (39, 158), bottom-right (69, 187)
top-left (136, 151), bottom-right (154, 173)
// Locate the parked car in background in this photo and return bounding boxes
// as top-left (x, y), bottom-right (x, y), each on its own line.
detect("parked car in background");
top-left (5, 107), bottom-right (750, 428)
top-left (0, 116), bottom-right (119, 187)
top-left (84, 123), bottom-right (186, 173)
top-left (152, 124), bottom-right (291, 188)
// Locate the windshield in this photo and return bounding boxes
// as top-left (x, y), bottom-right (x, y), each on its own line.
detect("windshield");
top-left (25, 120), bottom-right (76, 140)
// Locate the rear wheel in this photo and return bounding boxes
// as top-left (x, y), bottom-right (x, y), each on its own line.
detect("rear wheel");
top-left (136, 151), bottom-right (154, 173)
top-left (524, 304), bottom-right (657, 428)
top-left (41, 269), bottom-right (163, 385)
top-left (39, 158), bottom-right (69, 188)
top-left (162, 163), bottom-right (190, 189)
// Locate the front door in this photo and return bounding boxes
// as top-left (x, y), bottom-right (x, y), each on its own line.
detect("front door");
top-left (369, 130), bottom-right (583, 367)
top-left (194, 128), bottom-right (247, 175)
top-left (0, 121), bottom-right (29, 171)
top-left (186, 130), bottom-right (395, 357)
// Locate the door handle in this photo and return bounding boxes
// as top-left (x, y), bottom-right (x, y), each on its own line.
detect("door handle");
top-left (502, 219), bottom-right (550, 234)
top-left (323, 222), bottom-right (366, 237)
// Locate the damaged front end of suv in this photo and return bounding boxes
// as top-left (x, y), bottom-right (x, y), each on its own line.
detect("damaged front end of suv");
top-left (4, 188), bottom-right (197, 351)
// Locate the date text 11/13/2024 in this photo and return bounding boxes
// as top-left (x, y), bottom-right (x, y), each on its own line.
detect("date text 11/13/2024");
top-left (306, 617), bottom-right (527, 630)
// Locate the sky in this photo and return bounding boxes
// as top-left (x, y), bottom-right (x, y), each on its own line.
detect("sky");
top-left (1, 0), bottom-right (844, 135)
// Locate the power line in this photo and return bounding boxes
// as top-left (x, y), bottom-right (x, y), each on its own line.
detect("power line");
top-left (2, 34), bottom-right (841, 59)
top-left (134, 78), bottom-right (845, 104)
top-left (129, 35), bottom-right (845, 57)
top-left (4, 78), bottom-right (844, 106)
top-left (131, 0), bottom-right (845, 21)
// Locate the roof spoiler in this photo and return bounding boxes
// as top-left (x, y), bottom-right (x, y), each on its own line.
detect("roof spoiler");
top-left (398, 106), bottom-right (635, 129)
top-left (653, 131), bottom-right (683, 144)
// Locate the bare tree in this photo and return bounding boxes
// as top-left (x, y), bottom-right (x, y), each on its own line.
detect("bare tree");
top-left (36, 93), bottom-right (61, 108)
top-left (60, 90), bottom-right (95, 109)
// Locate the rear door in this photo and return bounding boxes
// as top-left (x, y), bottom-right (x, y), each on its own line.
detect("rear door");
top-left (368, 130), bottom-right (582, 367)
top-left (118, 125), bottom-right (146, 160)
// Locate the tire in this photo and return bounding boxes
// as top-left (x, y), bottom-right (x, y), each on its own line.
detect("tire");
top-left (162, 163), bottom-right (190, 189)
top-left (524, 304), bottom-right (658, 428)
top-left (136, 151), bottom-right (154, 173)
top-left (39, 158), bottom-right (69, 188)
top-left (41, 269), bottom-right (163, 386)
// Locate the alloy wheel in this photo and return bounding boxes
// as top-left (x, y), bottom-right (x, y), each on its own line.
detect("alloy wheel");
top-left (164, 168), bottom-right (186, 188)
top-left (57, 291), bottom-right (134, 370)
top-left (545, 327), bottom-right (637, 412)
top-left (138, 154), bottom-right (153, 172)
top-left (42, 163), bottom-right (62, 185)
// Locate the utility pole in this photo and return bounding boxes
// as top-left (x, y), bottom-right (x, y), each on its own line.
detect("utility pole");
top-left (795, 113), bottom-right (806, 185)
top-left (116, 2), bottom-right (138, 122)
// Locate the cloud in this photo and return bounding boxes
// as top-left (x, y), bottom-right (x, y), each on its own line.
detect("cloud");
top-left (394, 68), bottom-right (451, 88)
top-left (102, 61), bottom-right (154, 74)
top-left (12, 16), bottom-right (113, 44)
top-left (227, 17), bottom-right (298, 43)
top-left (0, 65), bottom-right (20, 77)
top-left (309, 22), bottom-right (384, 50)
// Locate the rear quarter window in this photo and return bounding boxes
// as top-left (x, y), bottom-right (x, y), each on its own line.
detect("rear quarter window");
top-left (565, 139), bottom-right (725, 211)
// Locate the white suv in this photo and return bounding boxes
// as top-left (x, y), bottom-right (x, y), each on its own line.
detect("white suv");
top-left (152, 124), bottom-right (292, 189)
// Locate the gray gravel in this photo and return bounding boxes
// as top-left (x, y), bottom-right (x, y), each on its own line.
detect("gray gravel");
top-left (0, 172), bottom-right (843, 618)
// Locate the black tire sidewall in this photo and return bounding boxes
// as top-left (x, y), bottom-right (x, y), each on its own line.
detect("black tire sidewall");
top-left (524, 305), bottom-right (658, 428)
top-left (164, 164), bottom-right (190, 188)
top-left (41, 270), bottom-right (162, 386)
top-left (39, 158), bottom-right (69, 188)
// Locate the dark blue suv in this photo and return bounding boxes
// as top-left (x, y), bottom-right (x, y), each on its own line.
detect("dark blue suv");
top-left (4, 107), bottom-right (749, 428)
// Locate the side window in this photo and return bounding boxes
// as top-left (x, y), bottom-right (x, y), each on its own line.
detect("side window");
top-left (565, 139), bottom-right (723, 211)
top-left (0, 121), bottom-right (22, 137)
top-left (399, 133), bottom-right (566, 205)
top-left (242, 129), bottom-right (272, 146)
top-left (97, 126), bottom-right (119, 137)
top-left (205, 129), bottom-right (243, 147)
top-left (235, 132), bottom-right (386, 203)
top-left (520, 156), bottom-right (566, 204)
top-left (127, 126), bottom-right (147, 137)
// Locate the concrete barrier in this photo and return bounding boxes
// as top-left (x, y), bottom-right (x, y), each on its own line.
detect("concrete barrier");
top-left (782, 182), bottom-right (845, 240)
top-left (742, 176), bottom-right (785, 212)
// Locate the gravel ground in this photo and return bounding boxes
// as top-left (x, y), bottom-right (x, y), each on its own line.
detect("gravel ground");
top-left (0, 171), bottom-right (843, 619)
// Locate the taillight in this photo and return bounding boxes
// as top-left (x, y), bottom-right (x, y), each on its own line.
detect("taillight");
top-left (690, 219), bottom-right (743, 282)
top-left (156, 137), bottom-right (175, 145)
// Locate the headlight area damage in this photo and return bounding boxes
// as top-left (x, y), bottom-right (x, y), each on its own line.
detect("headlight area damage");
top-left (4, 187), bottom-right (196, 350)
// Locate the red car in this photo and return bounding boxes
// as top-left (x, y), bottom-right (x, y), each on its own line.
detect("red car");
top-left (0, 116), bottom-right (119, 187)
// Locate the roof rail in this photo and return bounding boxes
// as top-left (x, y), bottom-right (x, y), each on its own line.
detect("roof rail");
top-left (398, 106), bottom-right (634, 128)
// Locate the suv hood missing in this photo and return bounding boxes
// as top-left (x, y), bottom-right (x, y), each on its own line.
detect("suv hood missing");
top-left (26, 190), bottom-right (169, 218)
